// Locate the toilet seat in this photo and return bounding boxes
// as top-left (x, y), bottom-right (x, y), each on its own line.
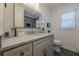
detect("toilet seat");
top-left (54, 40), bottom-right (61, 45)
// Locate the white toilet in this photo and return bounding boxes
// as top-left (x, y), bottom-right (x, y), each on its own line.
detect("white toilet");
top-left (54, 40), bottom-right (61, 53)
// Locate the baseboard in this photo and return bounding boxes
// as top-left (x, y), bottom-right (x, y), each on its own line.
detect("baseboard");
top-left (61, 45), bottom-right (78, 53)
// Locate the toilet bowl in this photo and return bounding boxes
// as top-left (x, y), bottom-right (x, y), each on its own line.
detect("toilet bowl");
top-left (54, 40), bottom-right (61, 52)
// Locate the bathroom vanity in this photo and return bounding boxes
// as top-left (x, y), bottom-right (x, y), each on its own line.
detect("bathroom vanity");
top-left (0, 3), bottom-right (54, 56)
top-left (0, 33), bottom-right (54, 56)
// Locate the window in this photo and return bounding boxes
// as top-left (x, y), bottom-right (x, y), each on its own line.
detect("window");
top-left (60, 10), bottom-right (76, 29)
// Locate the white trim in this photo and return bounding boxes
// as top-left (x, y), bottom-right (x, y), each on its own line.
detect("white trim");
top-left (61, 45), bottom-right (78, 52)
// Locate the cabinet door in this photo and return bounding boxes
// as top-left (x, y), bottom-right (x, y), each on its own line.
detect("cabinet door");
top-left (0, 3), bottom-right (4, 35)
top-left (3, 3), bottom-right (14, 35)
top-left (34, 44), bottom-right (51, 56)
top-left (42, 37), bottom-right (53, 56)
top-left (3, 43), bottom-right (32, 56)
top-left (33, 37), bottom-right (50, 56)
top-left (19, 43), bottom-right (32, 56)
top-left (3, 48), bottom-right (21, 56)
top-left (33, 35), bottom-right (54, 56)
top-left (15, 4), bottom-right (24, 27)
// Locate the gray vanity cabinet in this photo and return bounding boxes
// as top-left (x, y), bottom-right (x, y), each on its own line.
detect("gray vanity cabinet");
top-left (3, 43), bottom-right (32, 56)
top-left (2, 34), bottom-right (54, 56)
top-left (33, 36), bottom-right (54, 56)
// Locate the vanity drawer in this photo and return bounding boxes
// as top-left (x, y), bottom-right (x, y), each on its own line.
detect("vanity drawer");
top-left (3, 43), bottom-right (32, 56)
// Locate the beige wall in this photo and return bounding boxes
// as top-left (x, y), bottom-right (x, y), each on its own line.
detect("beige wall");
top-left (51, 3), bottom-right (79, 52)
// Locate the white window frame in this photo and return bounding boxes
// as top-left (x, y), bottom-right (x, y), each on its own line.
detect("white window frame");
top-left (60, 9), bottom-right (76, 30)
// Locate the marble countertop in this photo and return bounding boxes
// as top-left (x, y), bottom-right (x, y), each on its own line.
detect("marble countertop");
top-left (0, 33), bottom-right (53, 52)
